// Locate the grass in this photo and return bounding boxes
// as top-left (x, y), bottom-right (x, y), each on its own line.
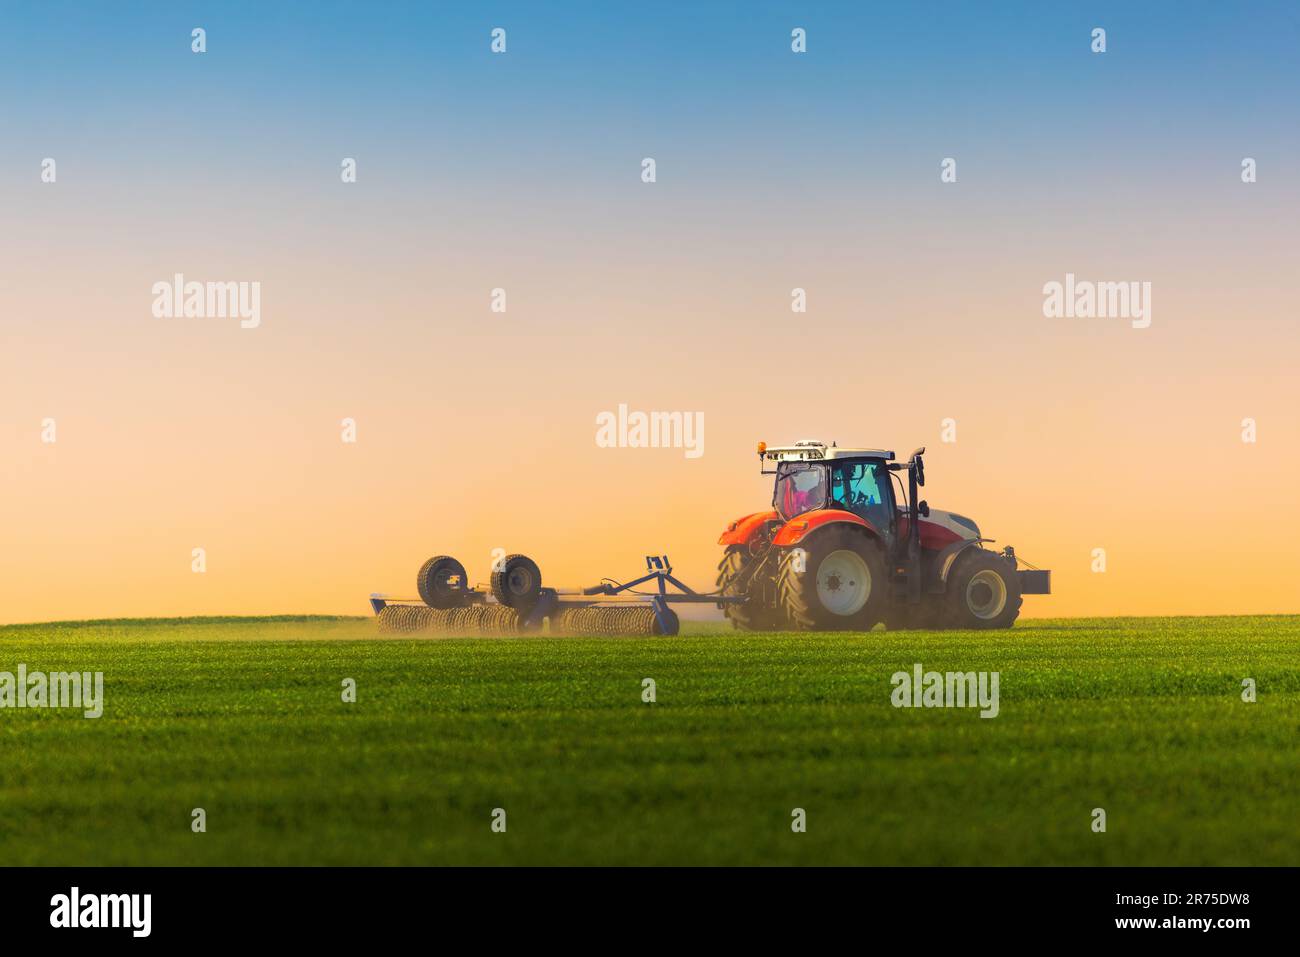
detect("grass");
top-left (1, 614), bottom-right (1297, 865)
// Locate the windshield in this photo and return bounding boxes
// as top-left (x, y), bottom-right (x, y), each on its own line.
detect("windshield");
top-left (774, 463), bottom-right (828, 519)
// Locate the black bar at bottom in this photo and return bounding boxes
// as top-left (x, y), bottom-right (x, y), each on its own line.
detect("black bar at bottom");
top-left (0, 866), bottom-right (1286, 944)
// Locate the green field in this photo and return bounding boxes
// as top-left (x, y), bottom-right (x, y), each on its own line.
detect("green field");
top-left (1, 615), bottom-right (1297, 866)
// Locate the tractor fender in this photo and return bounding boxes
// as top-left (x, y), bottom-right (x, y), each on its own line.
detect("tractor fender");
top-left (935, 538), bottom-right (997, 585)
top-left (772, 509), bottom-right (882, 548)
top-left (718, 510), bottom-right (781, 546)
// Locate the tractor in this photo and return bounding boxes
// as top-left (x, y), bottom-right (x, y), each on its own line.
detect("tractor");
top-left (716, 441), bottom-right (1050, 630)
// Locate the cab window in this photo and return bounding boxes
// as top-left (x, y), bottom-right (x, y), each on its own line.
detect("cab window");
top-left (831, 461), bottom-right (892, 534)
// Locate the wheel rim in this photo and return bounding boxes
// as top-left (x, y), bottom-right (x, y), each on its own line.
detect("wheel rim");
top-left (816, 549), bottom-right (872, 616)
top-left (434, 567), bottom-right (460, 595)
top-left (966, 569), bottom-right (1008, 620)
top-left (507, 567), bottom-right (533, 596)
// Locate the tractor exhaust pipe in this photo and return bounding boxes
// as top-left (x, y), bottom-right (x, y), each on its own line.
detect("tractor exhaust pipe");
top-left (906, 448), bottom-right (926, 603)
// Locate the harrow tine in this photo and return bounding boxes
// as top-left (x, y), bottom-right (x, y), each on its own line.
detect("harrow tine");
top-left (545, 605), bottom-right (664, 637)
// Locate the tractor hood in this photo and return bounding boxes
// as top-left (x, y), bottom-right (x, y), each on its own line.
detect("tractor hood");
top-left (925, 509), bottom-right (981, 541)
top-left (898, 508), bottom-right (983, 550)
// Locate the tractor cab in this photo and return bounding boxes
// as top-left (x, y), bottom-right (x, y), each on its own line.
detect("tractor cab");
top-left (766, 443), bottom-right (897, 545)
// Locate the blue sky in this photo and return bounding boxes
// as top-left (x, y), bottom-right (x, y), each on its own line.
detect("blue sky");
top-left (4, 2), bottom-right (1297, 136)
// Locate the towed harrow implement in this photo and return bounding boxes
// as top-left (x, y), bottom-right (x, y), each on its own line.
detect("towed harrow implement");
top-left (371, 553), bottom-right (741, 638)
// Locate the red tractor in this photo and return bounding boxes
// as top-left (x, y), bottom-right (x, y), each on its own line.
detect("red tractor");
top-left (717, 441), bottom-right (1050, 630)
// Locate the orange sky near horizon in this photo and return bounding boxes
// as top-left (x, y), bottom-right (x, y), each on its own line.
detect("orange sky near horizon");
top-left (3, 246), bottom-right (1296, 624)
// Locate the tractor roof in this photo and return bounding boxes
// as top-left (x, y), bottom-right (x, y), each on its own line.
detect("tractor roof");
top-left (759, 441), bottom-right (894, 466)
top-left (824, 447), bottom-right (894, 460)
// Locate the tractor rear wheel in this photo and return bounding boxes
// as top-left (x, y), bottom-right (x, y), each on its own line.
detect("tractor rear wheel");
top-left (776, 527), bottom-right (886, 631)
top-left (941, 548), bottom-right (1022, 629)
top-left (715, 546), bottom-right (783, 631)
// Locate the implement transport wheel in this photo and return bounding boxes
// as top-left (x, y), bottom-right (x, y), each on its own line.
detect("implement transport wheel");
top-left (715, 546), bottom-right (782, 631)
top-left (941, 548), bottom-right (1022, 629)
top-left (653, 606), bottom-right (680, 636)
top-left (776, 526), bottom-right (887, 631)
top-left (490, 553), bottom-right (542, 611)
top-left (417, 555), bottom-right (469, 609)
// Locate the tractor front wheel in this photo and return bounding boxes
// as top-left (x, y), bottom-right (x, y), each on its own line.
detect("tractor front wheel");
top-left (776, 527), bottom-right (887, 631)
top-left (941, 548), bottom-right (1023, 629)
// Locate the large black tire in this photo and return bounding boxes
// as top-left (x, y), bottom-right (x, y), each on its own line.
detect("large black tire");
top-left (490, 553), bottom-right (542, 611)
top-left (776, 526), bottom-right (887, 631)
top-left (941, 548), bottom-right (1022, 629)
top-left (715, 546), bottom-right (783, 631)
top-left (417, 555), bottom-right (468, 609)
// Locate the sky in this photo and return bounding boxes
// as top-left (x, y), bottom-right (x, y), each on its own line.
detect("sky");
top-left (1, 2), bottom-right (1298, 622)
